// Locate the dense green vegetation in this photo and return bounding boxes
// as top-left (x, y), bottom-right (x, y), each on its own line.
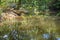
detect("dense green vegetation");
top-left (0, 0), bottom-right (60, 16)
top-left (0, 0), bottom-right (60, 40)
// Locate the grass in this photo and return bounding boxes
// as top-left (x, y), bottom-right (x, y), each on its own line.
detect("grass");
top-left (0, 15), bottom-right (60, 40)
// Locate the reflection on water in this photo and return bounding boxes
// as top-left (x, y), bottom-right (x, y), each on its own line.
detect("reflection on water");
top-left (2, 33), bottom-right (60, 40)
top-left (57, 38), bottom-right (60, 40)
top-left (43, 34), bottom-right (50, 39)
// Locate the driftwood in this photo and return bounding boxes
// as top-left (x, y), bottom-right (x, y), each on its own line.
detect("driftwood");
top-left (3, 8), bottom-right (29, 16)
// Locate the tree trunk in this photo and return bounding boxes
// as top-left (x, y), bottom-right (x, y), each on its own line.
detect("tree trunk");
top-left (0, 0), bottom-right (1, 5)
top-left (17, 0), bottom-right (21, 10)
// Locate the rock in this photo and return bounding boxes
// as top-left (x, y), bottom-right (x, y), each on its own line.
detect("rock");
top-left (1, 11), bottom-right (17, 21)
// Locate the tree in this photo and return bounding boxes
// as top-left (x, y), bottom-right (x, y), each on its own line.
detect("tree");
top-left (17, 0), bottom-right (21, 9)
top-left (0, 0), bottom-right (1, 5)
